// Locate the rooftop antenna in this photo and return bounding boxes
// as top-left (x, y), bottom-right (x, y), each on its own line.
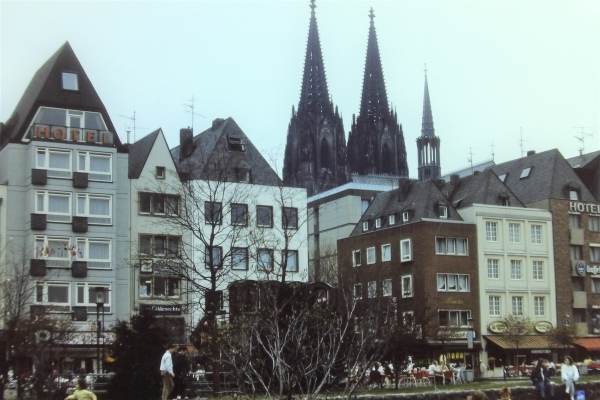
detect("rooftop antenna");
top-left (183, 95), bottom-right (205, 133)
top-left (120, 111), bottom-right (147, 143)
top-left (573, 127), bottom-right (594, 156)
top-left (518, 127), bottom-right (529, 158)
top-left (467, 147), bottom-right (474, 174)
top-left (491, 141), bottom-right (495, 161)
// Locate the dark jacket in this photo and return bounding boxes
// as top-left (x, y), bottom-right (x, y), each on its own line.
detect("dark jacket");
top-left (531, 366), bottom-right (551, 385)
top-left (173, 352), bottom-right (189, 376)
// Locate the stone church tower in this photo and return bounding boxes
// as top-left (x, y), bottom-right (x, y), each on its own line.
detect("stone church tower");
top-left (416, 70), bottom-right (441, 181)
top-left (346, 9), bottom-right (408, 178)
top-left (283, 0), bottom-right (347, 197)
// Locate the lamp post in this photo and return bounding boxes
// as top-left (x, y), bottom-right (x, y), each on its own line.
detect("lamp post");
top-left (94, 287), bottom-right (105, 374)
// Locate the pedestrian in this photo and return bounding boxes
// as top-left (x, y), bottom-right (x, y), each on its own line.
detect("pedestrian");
top-left (159, 344), bottom-right (177, 400)
top-left (530, 358), bottom-right (555, 399)
top-left (64, 378), bottom-right (97, 400)
top-left (498, 387), bottom-right (511, 400)
top-left (561, 356), bottom-right (579, 400)
top-left (172, 345), bottom-right (190, 400)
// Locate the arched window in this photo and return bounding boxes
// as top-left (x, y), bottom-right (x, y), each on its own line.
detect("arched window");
top-left (320, 138), bottom-right (331, 169)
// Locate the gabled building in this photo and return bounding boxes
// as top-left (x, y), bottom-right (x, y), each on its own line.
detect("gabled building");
top-left (0, 42), bottom-right (129, 373)
top-left (568, 150), bottom-right (600, 203)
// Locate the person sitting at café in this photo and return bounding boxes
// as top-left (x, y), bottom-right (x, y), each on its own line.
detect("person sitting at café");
top-left (428, 361), bottom-right (442, 383)
top-left (530, 358), bottom-right (555, 398)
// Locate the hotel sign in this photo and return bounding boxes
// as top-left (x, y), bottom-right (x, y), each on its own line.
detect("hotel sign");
top-left (569, 202), bottom-right (600, 214)
top-left (576, 261), bottom-right (600, 276)
top-left (31, 124), bottom-right (114, 145)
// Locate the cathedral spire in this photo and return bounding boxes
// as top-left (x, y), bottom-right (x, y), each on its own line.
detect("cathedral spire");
top-left (421, 65), bottom-right (435, 137)
top-left (358, 7), bottom-right (389, 125)
top-left (298, 0), bottom-right (332, 117)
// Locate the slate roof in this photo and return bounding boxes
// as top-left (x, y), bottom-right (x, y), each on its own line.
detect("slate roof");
top-left (440, 170), bottom-right (524, 209)
top-left (489, 149), bottom-right (596, 204)
top-left (0, 42), bottom-right (123, 151)
top-left (567, 150), bottom-right (600, 202)
top-left (128, 128), bottom-right (161, 179)
top-left (567, 150), bottom-right (600, 168)
top-left (171, 118), bottom-right (281, 186)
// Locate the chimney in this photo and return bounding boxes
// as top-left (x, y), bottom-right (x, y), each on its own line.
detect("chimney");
top-left (179, 127), bottom-right (193, 161)
top-left (527, 150), bottom-right (536, 156)
top-left (474, 170), bottom-right (480, 175)
top-left (450, 174), bottom-right (460, 185)
top-left (212, 118), bottom-right (225, 131)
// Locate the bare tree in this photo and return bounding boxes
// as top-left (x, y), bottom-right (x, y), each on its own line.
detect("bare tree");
top-left (500, 314), bottom-right (533, 369)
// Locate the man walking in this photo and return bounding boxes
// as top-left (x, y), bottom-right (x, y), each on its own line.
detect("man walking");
top-left (160, 344), bottom-right (177, 400)
top-left (172, 346), bottom-right (189, 400)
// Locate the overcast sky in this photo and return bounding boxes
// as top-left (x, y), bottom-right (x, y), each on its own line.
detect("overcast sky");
top-left (2, 0), bottom-right (599, 177)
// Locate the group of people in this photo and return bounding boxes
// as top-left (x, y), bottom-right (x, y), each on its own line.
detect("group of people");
top-left (159, 344), bottom-right (190, 400)
top-left (531, 356), bottom-right (580, 400)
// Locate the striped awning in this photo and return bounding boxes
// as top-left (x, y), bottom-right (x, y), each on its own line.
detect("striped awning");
top-left (485, 335), bottom-right (573, 350)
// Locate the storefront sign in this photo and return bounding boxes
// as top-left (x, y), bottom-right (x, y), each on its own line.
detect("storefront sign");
top-left (587, 265), bottom-right (600, 275)
top-left (32, 124), bottom-right (114, 145)
top-left (489, 321), bottom-right (508, 333)
top-left (570, 202), bottom-right (600, 214)
top-left (531, 349), bottom-right (551, 354)
top-left (445, 297), bottom-right (464, 305)
top-left (534, 321), bottom-right (553, 333)
top-left (140, 304), bottom-right (182, 315)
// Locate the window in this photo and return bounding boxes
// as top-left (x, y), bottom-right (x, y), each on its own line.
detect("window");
top-left (381, 244), bottom-right (391, 262)
top-left (205, 202), bottom-right (222, 225)
top-left (486, 221), bottom-right (498, 242)
top-left (437, 274), bottom-right (469, 292)
top-left (366, 247), bottom-right (376, 264)
top-left (569, 214), bottom-right (581, 229)
top-left (228, 136), bottom-right (246, 152)
top-left (77, 193), bottom-right (111, 224)
top-left (534, 296), bottom-right (545, 316)
top-left (77, 151), bottom-right (111, 181)
top-left (520, 167), bottom-right (532, 179)
top-left (510, 260), bottom-right (522, 280)
top-left (232, 247), bottom-right (248, 270)
top-left (368, 281), bottom-right (377, 298)
top-left (436, 237), bottom-right (446, 254)
top-left (230, 203), bottom-right (248, 226)
top-left (592, 278), bottom-right (600, 294)
top-left (436, 237), bottom-right (466, 255)
top-left (512, 296), bottom-right (523, 315)
top-left (400, 239), bottom-right (412, 262)
top-left (139, 193), bottom-right (179, 216)
top-left (36, 147), bottom-right (72, 178)
top-left (256, 205), bottom-right (273, 227)
top-left (570, 245), bottom-right (583, 260)
top-left (257, 249), bottom-right (273, 271)
top-left (439, 310), bottom-right (471, 327)
top-left (591, 246), bottom-right (600, 262)
top-left (403, 311), bottom-right (414, 327)
top-left (487, 259), bottom-right (499, 279)
top-left (61, 72), bottom-right (78, 90)
top-left (457, 238), bottom-right (468, 255)
top-left (498, 173), bottom-right (507, 182)
top-left (388, 214), bottom-right (396, 225)
top-left (361, 200), bottom-right (370, 214)
top-left (282, 207), bottom-right (298, 229)
top-left (402, 212), bottom-right (409, 223)
top-left (352, 250), bottom-right (361, 267)
top-left (569, 190), bottom-right (580, 201)
top-left (531, 224), bottom-right (542, 244)
top-left (139, 235), bottom-right (180, 257)
top-left (285, 250), bottom-right (298, 272)
top-left (446, 238), bottom-right (456, 254)
top-left (35, 190), bottom-right (71, 222)
top-left (362, 221), bottom-right (369, 232)
top-left (76, 283), bottom-right (112, 313)
top-left (382, 279), bottom-right (392, 297)
top-left (532, 261), bottom-right (543, 280)
top-left (489, 296), bottom-right (500, 316)
top-left (205, 246), bottom-right (223, 269)
top-left (139, 276), bottom-right (180, 298)
top-left (509, 223), bottom-right (521, 243)
top-left (401, 275), bottom-right (413, 298)
top-left (35, 282), bottom-right (70, 312)
top-left (155, 166), bottom-right (165, 179)
top-left (590, 216), bottom-right (600, 232)
top-left (353, 284), bottom-right (362, 300)
top-left (375, 218), bottom-right (381, 228)
top-left (439, 205), bottom-right (448, 219)
top-left (34, 236), bottom-right (72, 268)
top-left (76, 238), bottom-right (111, 269)
top-left (33, 107), bottom-right (107, 131)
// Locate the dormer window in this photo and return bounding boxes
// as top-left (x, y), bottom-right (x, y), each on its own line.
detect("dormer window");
top-left (569, 189), bottom-right (580, 201)
top-left (439, 205), bottom-right (448, 219)
top-left (388, 214), bottom-right (395, 225)
top-left (498, 173), bottom-right (507, 182)
top-left (155, 166), bottom-right (165, 179)
top-left (362, 221), bottom-right (369, 232)
top-left (499, 194), bottom-right (510, 207)
top-left (228, 136), bottom-right (246, 152)
top-left (520, 167), bottom-right (532, 179)
top-left (236, 168), bottom-right (251, 183)
top-left (61, 72), bottom-right (78, 91)
top-left (402, 212), bottom-right (409, 223)
top-left (375, 218), bottom-right (382, 229)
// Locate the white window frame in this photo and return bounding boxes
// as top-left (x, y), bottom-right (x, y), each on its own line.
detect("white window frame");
top-left (232, 247), bottom-right (249, 271)
top-left (403, 311), bottom-right (414, 327)
top-left (510, 260), bottom-right (523, 280)
top-left (401, 275), bottom-right (413, 298)
top-left (508, 223), bottom-right (521, 243)
top-left (591, 245), bottom-right (600, 263)
top-left (362, 221), bottom-right (369, 232)
top-left (569, 190), bottom-right (580, 201)
top-left (486, 221), bottom-right (498, 242)
top-left (284, 250), bottom-right (299, 272)
top-left (489, 295), bottom-right (501, 316)
top-left (62, 72), bottom-right (78, 90)
top-left (353, 284), bottom-right (362, 300)
top-left (34, 235), bottom-right (72, 268)
top-left (76, 282), bottom-right (112, 314)
top-left (352, 250), bottom-right (361, 267)
top-left (381, 244), bottom-right (391, 262)
top-left (139, 193), bottom-right (179, 216)
top-left (75, 237), bottom-right (112, 269)
top-left (76, 193), bottom-right (112, 225)
top-left (35, 190), bottom-right (72, 223)
top-left (375, 218), bottom-right (382, 228)
top-left (139, 275), bottom-right (181, 299)
top-left (531, 224), bottom-right (543, 244)
top-left (388, 214), bottom-right (395, 225)
top-left (366, 247), bottom-right (376, 264)
top-left (36, 147), bottom-right (72, 178)
top-left (400, 238), bottom-right (412, 262)
top-left (534, 296), bottom-right (546, 316)
top-left (155, 166), bottom-right (166, 179)
top-left (35, 281), bottom-right (71, 312)
top-left (367, 281), bottom-right (377, 298)
top-left (382, 279), bottom-right (392, 297)
top-left (589, 215), bottom-right (600, 232)
top-left (77, 151), bottom-right (112, 182)
top-left (457, 238), bottom-right (468, 255)
top-left (439, 205), bottom-right (448, 219)
top-left (512, 296), bottom-right (524, 316)
top-left (487, 259), bottom-right (499, 279)
top-left (402, 212), bottom-right (409, 223)
top-left (532, 260), bottom-right (544, 280)
top-left (437, 273), bottom-right (470, 292)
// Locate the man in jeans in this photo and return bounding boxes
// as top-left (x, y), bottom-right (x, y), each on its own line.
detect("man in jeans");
top-left (160, 344), bottom-right (177, 400)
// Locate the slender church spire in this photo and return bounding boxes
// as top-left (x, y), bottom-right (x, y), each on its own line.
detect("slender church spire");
top-left (417, 66), bottom-right (441, 181)
top-left (347, 9), bottom-right (408, 177)
top-left (283, 0), bottom-right (347, 196)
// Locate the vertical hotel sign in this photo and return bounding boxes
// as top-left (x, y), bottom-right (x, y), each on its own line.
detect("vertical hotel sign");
top-left (32, 124), bottom-right (114, 145)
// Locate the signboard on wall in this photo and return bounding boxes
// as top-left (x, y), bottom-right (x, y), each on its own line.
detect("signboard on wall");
top-left (140, 304), bottom-right (182, 315)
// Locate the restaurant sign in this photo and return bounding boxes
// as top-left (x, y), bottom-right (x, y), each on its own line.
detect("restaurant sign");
top-left (534, 321), bottom-right (553, 333)
top-left (489, 321), bottom-right (508, 334)
top-left (140, 304), bottom-right (182, 315)
top-left (576, 262), bottom-right (600, 276)
top-left (531, 349), bottom-right (551, 354)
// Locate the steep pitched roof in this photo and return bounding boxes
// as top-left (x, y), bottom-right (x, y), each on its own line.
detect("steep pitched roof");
top-left (420, 73), bottom-right (435, 138)
top-left (567, 150), bottom-right (600, 168)
top-left (567, 150), bottom-right (600, 202)
top-left (171, 118), bottom-right (281, 186)
top-left (489, 149), bottom-right (596, 204)
top-left (1, 42), bottom-right (123, 150)
top-left (128, 128), bottom-right (161, 179)
top-left (441, 170), bottom-right (524, 209)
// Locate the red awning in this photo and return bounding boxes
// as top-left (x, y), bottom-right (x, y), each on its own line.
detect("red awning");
top-left (574, 338), bottom-right (600, 352)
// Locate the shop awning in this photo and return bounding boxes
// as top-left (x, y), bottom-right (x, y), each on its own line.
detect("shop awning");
top-left (574, 338), bottom-right (600, 352)
top-left (485, 335), bottom-right (573, 350)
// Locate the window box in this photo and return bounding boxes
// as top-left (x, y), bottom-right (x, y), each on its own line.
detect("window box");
top-left (72, 306), bottom-right (88, 321)
top-left (72, 172), bottom-right (88, 188)
top-left (71, 261), bottom-right (88, 278)
top-left (30, 259), bottom-right (47, 276)
top-left (72, 216), bottom-right (88, 233)
top-left (31, 213), bottom-right (47, 231)
top-left (31, 169), bottom-right (48, 185)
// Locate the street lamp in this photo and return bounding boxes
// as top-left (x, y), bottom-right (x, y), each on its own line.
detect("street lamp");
top-left (93, 287), bottom-right (106, 374)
